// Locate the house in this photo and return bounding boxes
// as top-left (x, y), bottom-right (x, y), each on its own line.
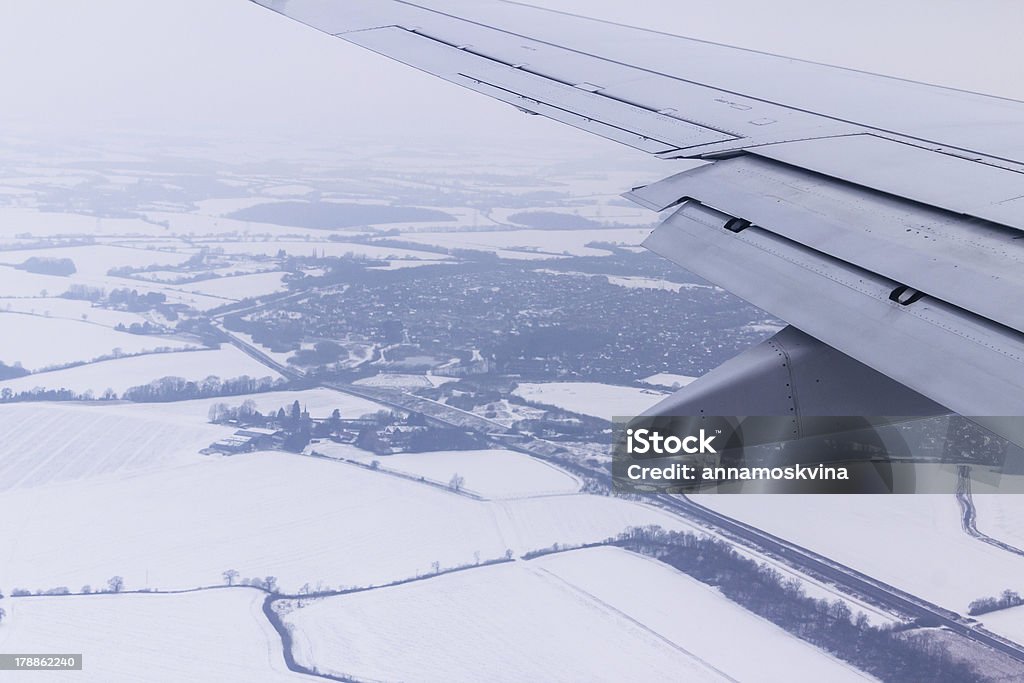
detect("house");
top-left (206, 428), bottom-right (284, 455)
top-left (234, 427), bottom-right (283, 449)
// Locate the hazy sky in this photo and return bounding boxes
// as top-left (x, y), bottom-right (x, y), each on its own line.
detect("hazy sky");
top-left (1, 0), bottom-right (1021, 156)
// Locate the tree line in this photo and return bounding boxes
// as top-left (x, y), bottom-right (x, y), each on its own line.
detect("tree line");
top-left (1, 375), bottom-right (286, 404)
top-left (617, 526), bottom-right (986, 683)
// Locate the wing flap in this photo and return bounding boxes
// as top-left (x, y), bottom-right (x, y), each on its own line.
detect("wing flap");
top-left (625, 154), bottom-right (1024, 332)
top-left (644, 201), bottom-right (1024, 417)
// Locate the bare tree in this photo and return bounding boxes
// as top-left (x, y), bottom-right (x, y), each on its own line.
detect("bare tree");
top-left (208, 402), bottom-right (229, 423)
top-left (239, 399), bottom-right (258, 419)
top-left (448, 473), bottom-right (465, 492)
top-left (222, 569), bottom-right (239, 587)
top-left (106, 576), bottom-right (124, 593)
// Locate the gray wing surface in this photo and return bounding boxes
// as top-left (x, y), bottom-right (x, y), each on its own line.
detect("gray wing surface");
top-left (252, 0), bottom-right (1024, 422)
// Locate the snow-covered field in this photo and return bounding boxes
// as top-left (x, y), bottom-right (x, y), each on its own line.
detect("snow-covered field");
top-left (0, 402), bottom-right (227, 492)
top-left (971, 495), bottom-right (1024, 551)
top-left (0, 267), bottom-right (229, 311)
top-left (396, 227), bottom-right (652, 257)
top-left (981, 604), bottom-right (1024, 647)
top-left (283, 560), bottom-right (728, 683)
top-left (0, 245), bottom-right (191, 277)
top-left (0, 297), bottom-right (149, 328)
top-left (114, 388), bottom-right (388, 424)
top-left (169, 271), bottom-right (287, 300)
top-left (605, 275), bottom-right (687, 291)
top-left (534, 269), bottom-right (714, 292)
top-left (481, 248), bottom-right (562, 260)
top-left (142, 210), bottom-right (362, 242)
top-left (534, 547), bottom-right (874, 682)
top-left (133, 262), bottom-right (276, 283)
top-left (200, 240), bottom-right (448, 261)
top-left (312, 445), bottom-right (581, 499)
top-left (699, 495), bottom-right (1024, 613)
top-left (371, 258), bottom-right (456, 270)
top-left (0, 590), bottom-right (304, 682)
top-left (0, 267), bottom-right (90, 298)
top-left (0, 346), bottom-right (279, 396)
top-left (0, 449), bottom-right (687, 593)
top-left (640, 373), bottom-right (698, 390)
top-left (0, 208), bottom-right (166, 239)
top-left (0, 313), bottom-right (196, 371)
top-left (514, 382), bottom-right (667, 421)
top-left (353, 373), bottom-right (454, 389)
top-left (492, 494), bottom-right (687, 556)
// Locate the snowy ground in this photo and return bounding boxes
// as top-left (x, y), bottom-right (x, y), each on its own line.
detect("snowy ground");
top-left (114, 387), bottom-right (389, 424)
top-left (132, 262), bottom-right (277, 283)
top-left (0, 208), bottom-right (167, 240)
top-left (283, 560), bottom-right (729, 683)
top-left (0, 450), bottom-right (689, 593)
top-left (310, 444), bottom-right (581, 499)
top-left (640, 373), bottom-right (698, 390)
top-left (971, 495), bottom-right (1024, 551)
top-left (0, 267), bottom-right (95, 298)
top-left (534, 269), bottom-right (716, 293)
top-left (0, 402), bottom-right (228, 492)
top-left (491, 494), bottom-right (686, 557)
top-left (0, 590), bottom-right (304, 682)
top-left (76, 276), bottom-right (230, 311)
top-left (353, 373), bottom-right (455, 389)
top-left (0, 297), bottom-right (149, 328)
top-left (370, 259), bottom-right (456, 270)
top-left (0, 346), bottom-right (280, 396)
top-left (514, 382), bottom-right (667, 421)
top-left (140, 210), bottom-right (350, 241)
top-left (199, 240), bottom-right (448, 261)
top-left (167, 271), bottom-right (288, 300)
top-left (534, 547), bottom-right (875, 682)
top-left (395, 227), bottom-right (652, 257)
top-left (0, 267), bottom-right (229, 311)
top-left (0, 313), bottom-right (196, 371)
top-left (604, 275), bottom-right (688, 291)
top-left (0, 244), bottom-right (192, 278)
top-left (981, 604), bottom-right (1024, 647)
top-left (699, 494), bottom-right (1024, 613)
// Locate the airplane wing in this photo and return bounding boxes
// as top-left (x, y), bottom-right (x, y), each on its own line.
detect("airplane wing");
top-left (251, 0), bottom-right (1024, 436)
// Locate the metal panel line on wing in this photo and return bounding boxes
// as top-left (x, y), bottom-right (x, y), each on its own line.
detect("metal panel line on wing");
top-left (624, 152), bottom-right (1024, 332)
